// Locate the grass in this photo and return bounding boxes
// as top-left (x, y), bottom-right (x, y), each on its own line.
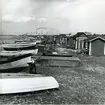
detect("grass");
top-left (1, 56), bottom-right (105, 104)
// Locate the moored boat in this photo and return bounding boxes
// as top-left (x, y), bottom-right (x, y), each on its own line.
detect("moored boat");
top-left (0, 73), bottom-right (59, 94)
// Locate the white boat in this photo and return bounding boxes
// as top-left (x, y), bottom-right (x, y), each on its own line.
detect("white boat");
top-left (0, 45), bottom-right (38, 70)
top-left (0, 54), bottom-right (32, 70)
top-left (0, 73), bottom-right (59, 94)
top-left (2, 42), bottom-right (37, 51)
top-left (0, 49), bottom-right (38, 56)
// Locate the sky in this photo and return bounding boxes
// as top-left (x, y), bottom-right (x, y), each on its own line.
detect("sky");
top-left (0, 0), bottom-right (105, 35)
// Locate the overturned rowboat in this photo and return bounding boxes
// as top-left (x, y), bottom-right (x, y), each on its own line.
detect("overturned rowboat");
top-left (0, 73), bottom-right (59, 94)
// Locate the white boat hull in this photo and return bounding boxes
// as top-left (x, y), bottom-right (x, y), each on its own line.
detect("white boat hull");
top-left (0, 73), bottom-right (59, 94)
top-left (0, 49), bottom-right (38, 56)
top-left (2, 43), bottom-right (37, 51)
top-left (0, 56), bottom-right (32, 70)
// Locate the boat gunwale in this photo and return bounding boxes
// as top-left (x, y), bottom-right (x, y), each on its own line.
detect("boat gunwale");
top-left (0, 53), bottom-right (32, 64)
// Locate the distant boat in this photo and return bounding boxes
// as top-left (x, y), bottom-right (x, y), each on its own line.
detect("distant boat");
top-left (2, 42), bottom-right (37, 51)
top-left (0, 73), bottom-right (59, 94)
top-left (43, 49), bottom-right (73, 57)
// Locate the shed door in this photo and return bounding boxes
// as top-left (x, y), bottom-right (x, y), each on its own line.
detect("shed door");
top-left (91, 39), bottom-right (104, 56)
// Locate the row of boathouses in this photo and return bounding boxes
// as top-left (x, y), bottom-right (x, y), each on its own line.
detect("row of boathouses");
top-left (1, 32), bottom-right (105, 56)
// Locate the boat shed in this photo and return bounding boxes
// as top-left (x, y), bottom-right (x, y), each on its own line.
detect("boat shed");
top-left (85, 36), bottom-right (105, 56)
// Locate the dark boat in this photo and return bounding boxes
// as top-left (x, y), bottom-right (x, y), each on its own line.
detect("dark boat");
top-left (43, 49), bottom-right (73, 57)
top-left (0, 53), bottom-right (32, 70)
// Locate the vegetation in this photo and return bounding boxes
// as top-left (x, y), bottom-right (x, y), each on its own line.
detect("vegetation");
top-left (1, 56), bottom-right (105, 104)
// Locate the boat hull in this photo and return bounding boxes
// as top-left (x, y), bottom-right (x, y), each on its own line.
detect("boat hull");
top-left (0, 56), bottom-right (31, 70)
top-left (2, 43), bottom-right (37, 51)
top-left (0, 54), bottom-right (32, 70)
top-left (0, 73), bottom-right (59, 94)
top-left (0, 49), bottom-right (38, 57)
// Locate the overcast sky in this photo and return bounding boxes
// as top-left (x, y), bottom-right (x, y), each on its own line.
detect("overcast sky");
top-left (1, 0), bottom-right (105, 35)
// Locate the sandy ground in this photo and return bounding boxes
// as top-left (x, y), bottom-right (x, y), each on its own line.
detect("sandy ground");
top-left (0, 56), bottom-right (105, 104)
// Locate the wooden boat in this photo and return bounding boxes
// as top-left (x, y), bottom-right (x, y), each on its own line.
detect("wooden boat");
top-left (0, 49), bottom-right (38, 56)
top-left (2, 43), bottom-right (37, 51)
top-left (0, 73), bottom-right (59, 94)
top-left (0, 45), bottom-right (38, 70)
top-left (0, 54), bottom-right (32, 70)
top-left (43, 50), bottom-right (73, 57)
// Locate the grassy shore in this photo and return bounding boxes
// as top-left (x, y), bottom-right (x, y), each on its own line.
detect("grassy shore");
top-left (1, 56), bottom-right (105, 104)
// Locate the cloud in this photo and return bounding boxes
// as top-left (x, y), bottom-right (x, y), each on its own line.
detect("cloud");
top-left (38, 18), bottom-right (47, 22)
top-left (14, 17), bottom-right (36, 22)
top-left (2, 0), bottom-right (37, 22)
top-left (1, 0), bottom-right (105, 34)
top-left (2, 15), bottom-right (36, 22)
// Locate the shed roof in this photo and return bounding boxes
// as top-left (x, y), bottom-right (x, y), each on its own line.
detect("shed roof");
top-left (73, 32), bottom-right (92, 39)
top-left (84, 36), bottom-right (105, 42)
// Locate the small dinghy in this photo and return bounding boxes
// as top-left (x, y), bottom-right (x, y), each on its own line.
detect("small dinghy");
top-left (0, 73), bottom-right (59, 94)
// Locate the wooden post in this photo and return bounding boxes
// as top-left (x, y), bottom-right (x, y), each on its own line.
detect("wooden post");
top-left (89, 42), bottom-right (91, 56)
top-left (27, 61), bottom-right (37, 74)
